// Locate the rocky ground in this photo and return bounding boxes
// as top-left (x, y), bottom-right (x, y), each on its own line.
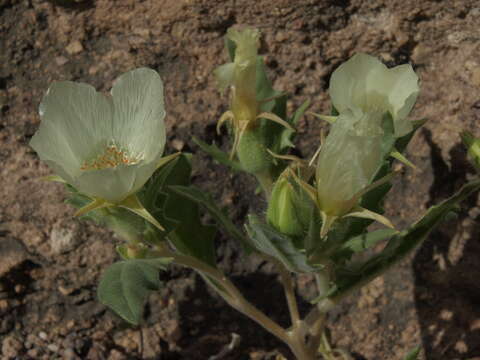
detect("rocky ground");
top-left (1, 0), bottom-right (480, 359)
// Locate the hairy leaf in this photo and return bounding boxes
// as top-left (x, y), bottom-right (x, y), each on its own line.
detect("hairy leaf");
top-left (193, 137), bottom-right (244, 172)
top-left (170, 185), bottom-right (254, 254)
top-left (98, 258), bottom-right (171, 325)
top-left (321, 179), bottom-right (480, 303)
top-left (246, 215), bottom-right (317, 273)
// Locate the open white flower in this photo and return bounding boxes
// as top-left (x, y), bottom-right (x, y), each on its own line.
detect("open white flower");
top-left (30, 68), bottom-right (166, 203)
top-left (329, 53), bottom-right (419, 137)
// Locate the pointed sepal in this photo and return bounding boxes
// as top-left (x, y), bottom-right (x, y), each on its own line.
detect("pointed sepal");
top-left (119, 194), bottom-right (165, 232)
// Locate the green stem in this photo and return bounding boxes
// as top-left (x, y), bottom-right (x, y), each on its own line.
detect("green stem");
top-left (264, 254), bottom-right (300, 328)
top-left (153, 245), bottom-right (289, 345)
top-left (255, 170), bottom-right (274, 200)
top-left (305, 269), bottom-right (333, 354)
top-left (155, 245), bottom-right (318, 359)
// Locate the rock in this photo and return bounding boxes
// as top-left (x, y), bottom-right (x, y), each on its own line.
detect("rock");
top-left (55, 56), bottom-right (69, 66)
top-left (108, 349), bottom-right (127, 360)
top-left (66, 40), bottom-right (84, 55)
top-left (0, 237), bottom-right (28, 277)
top-left (49, 220), bottom-right (80, 254)
top-left (47, 343), bottom-right (59, 352)
top-left (63, 347), bottom-right (80, 360)
top-left (1, 335), bottom-right (23, 359)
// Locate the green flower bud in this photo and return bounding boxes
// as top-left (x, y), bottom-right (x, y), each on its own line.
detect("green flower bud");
top-left (214, 28), bottom-right (259, 127)
top-left (267, 173), bottom-right (312, 237)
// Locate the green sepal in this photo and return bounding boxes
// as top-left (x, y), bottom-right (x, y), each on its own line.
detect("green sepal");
top-left (65, 185), bottom-right (149, 244)
top-left (320, 178), bottom-right (480, 303)
top-left (245, 214), bottom-right (317, 273)
top-left (193, 137), bottom-right (244, 172)
top-left (170, 184), bottom-right (255, 254)
top-left (278, 99), bottom-right (310, 152)
top-left (97, 258), bottom-right (171, 325)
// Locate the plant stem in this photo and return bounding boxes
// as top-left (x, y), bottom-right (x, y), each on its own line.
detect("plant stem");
top-left (264, 254), bottom-right (301, 328)
top-left (153, 246), bottom-right (289, 345)
top-left (255, 170), bottom-right (274, 200)
top-left (155, 245), bottom-right (318, 359)
top-left (304, 269), bottom-right (333, 354)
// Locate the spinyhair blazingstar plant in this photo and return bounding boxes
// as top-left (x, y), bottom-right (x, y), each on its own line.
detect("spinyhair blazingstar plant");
top-left (29, 26), bottom-right (480, 360)
top-left (30, 68), bottom-right (172, 229)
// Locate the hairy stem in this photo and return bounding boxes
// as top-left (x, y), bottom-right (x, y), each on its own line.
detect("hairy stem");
top-left (263, 254), bottom-right (301, 328)
top-left (255, 170), bottom-right (274, 200)
top-left (154, 245), bottom-right (289, 344)
top-left (155, 245), bottom-right (318, 359)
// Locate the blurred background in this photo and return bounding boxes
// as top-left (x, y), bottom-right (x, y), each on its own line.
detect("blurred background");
top-left (1, 0), bottom-right (480, 359)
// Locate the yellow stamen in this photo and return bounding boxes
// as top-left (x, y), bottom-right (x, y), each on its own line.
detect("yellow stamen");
top-left (81, 143), bottom-right (141, 171)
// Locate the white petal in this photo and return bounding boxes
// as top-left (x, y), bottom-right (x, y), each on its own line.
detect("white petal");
top-left (74, 165), bottom-right (138, 202)
top-left (214, 62), bottom-right (235, 93)
top-left (316, 111), bottom-right (383, 214)
top-left (111, 68), bottom-right (166, 163)
top-left (365, 64), bottom-right (419, 136)
top-left (329, 53), bottom-right (385, 113)
top-left (329, 54), bottom-right (419, 137)
top-left (30, 81), bottom-right (114, 177)
top-left (386, 65), bottom-right (419, 136)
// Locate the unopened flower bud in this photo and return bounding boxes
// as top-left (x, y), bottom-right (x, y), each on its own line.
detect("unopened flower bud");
top-left (267, 174), bottom-right (312, 237)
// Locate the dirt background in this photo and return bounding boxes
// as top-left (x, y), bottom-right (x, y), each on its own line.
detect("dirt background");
top-left (1, 0), bottom-right (480, 359)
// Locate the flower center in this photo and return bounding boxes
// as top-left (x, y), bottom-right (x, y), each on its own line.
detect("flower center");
top-left (80, 143), bottom-right (141, 171)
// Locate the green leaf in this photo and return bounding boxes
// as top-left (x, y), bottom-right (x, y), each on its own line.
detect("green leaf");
top-left (143, 154), bottom-right (217, 266)
top-left (170, 185), bottom-right (255, 254)
top-left (256, 56), bottom-right (283, 111)
top-left (403, 346), bottom-right (421, 360)
top-left (324, 179), bottom-right (480, 302)
top-left (332, 229), bottom-right (398, 262)
top-left (98, 258), bottom-right (171, 325)
top-left (278, 99), bottom-right (310, 151)
top-left (245, 215), bottom-right (317, 273)
top-left (193, 137), bottom-right (244, 172)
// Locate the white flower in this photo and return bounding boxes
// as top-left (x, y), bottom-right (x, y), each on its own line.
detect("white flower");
top-left (329, 53), bottom-right (419, 137)
top-left (30, 68), bottom-right (166, 203)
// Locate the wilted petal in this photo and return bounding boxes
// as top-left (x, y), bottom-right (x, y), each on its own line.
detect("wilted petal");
top-left (214, 62), bottom-right (235, 93)
top-left (316, 110), bottom-right (383, 215)
top-left (30, 81), bottom-right (113, 177)
top-left (111, 68), bottom-right (166, 163)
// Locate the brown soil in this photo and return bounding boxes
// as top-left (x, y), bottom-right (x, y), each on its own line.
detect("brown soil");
top-left (1, 0), bottom-right (480, 359)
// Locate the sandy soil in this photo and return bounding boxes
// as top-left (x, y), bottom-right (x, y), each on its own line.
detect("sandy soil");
top-left (1, 0), bottom-right (480, 359)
